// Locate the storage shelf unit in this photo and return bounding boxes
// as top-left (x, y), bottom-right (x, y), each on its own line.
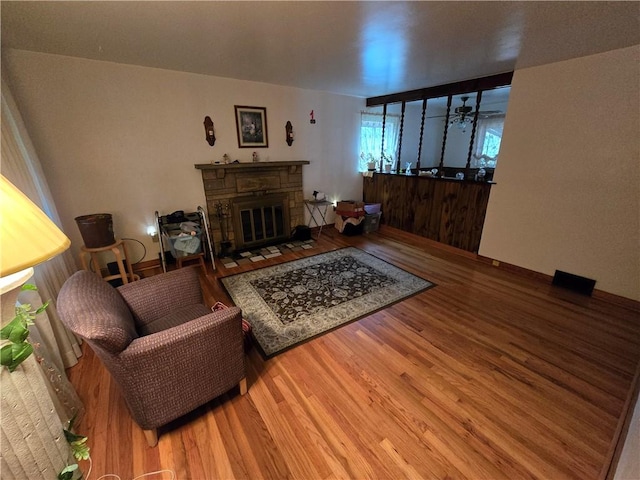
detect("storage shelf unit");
top-left (154, 206), bottom-right (216, 272)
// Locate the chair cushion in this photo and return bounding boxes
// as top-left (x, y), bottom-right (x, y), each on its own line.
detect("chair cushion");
top-left (138, 303), bottom-right (211, 336)
top-left (117, 267), bottom-right (203, 331)
top-left (58, 270), bottom-right (138, 352)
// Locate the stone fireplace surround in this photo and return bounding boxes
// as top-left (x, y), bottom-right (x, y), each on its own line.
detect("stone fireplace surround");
top-left (195, 161), bottom-right (309, 255)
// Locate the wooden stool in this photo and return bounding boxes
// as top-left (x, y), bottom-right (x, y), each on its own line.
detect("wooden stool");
top-left (176, 252), bottom-right (207, 271)
top-left (80, 239), bottom-right (140, 285)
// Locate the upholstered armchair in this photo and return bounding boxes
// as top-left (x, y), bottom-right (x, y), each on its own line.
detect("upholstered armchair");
top-left (57, 267), bottom-right (246, 447)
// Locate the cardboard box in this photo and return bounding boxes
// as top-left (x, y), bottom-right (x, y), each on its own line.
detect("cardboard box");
top-left (336, 200), bottom-right (365, 217)
top-left (336, 200), bottom-right (365, 212)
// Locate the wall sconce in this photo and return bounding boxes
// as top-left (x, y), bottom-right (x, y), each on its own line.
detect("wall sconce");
top-left (285, 121), bottom-right (294, 146)
top-left (204, 116), bottom-right (216, 146)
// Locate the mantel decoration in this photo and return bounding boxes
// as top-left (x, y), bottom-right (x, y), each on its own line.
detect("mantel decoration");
top-left (235, 105), bottom-right (268, 148)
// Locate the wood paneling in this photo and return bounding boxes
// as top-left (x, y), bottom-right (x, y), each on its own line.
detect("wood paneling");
top-left (364, 173), bottom-right (493, 252)
top-left (66, 226), bottom-right (640, 480)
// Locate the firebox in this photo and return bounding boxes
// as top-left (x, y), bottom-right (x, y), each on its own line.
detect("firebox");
top-left (231, 193), bottom-right (290, 250)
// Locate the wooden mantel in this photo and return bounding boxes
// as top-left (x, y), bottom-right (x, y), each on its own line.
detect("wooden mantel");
top-left (195, 160), bottom-right (309, 173)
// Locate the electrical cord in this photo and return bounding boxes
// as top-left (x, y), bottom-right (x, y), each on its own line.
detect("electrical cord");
top-left (85, 456), bottom-right (176, 480)
top-left (121, 237), bottom-right (147, 264)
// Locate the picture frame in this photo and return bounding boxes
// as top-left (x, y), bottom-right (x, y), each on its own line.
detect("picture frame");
top-left (234, 105), bottom-right (269, 148)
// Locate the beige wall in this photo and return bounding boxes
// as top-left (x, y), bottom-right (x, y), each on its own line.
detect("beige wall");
top-left (2, 50), bottom-right (364, 264)
top-left (480, 46), bottom-right (640, 301)
top-left (4, 47), bottom-right (639, 301)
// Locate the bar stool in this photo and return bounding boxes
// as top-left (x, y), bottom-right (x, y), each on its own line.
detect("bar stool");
top-left (79, 239), bottom-right (140, 285)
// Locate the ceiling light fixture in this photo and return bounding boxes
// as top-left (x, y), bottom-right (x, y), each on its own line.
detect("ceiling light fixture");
top-left (449, 96), bottom-right (474, 132)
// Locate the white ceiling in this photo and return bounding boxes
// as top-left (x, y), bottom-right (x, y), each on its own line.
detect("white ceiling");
top-left (1, 1), bottom-right (638, 99)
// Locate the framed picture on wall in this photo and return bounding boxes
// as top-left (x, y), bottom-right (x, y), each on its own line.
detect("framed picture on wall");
top-left (234, 105), bottom-right (269, 148)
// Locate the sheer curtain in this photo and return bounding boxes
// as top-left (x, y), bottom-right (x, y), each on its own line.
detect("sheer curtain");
top-left (359, 112), bottom-right (401, 171)
top-left (473, 115), bottom-right (505, 167)
top-left (1, 74), bottom-right (83, 420)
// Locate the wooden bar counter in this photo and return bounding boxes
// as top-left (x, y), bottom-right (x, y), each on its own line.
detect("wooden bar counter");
top-left (363, 173), bottom-right (494, 253)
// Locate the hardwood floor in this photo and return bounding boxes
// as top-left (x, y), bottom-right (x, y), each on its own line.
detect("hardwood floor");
top-left (67, 226), bottom-right (640, 480)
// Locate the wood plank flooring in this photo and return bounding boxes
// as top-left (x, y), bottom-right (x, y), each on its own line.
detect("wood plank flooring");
top-left (66, 226), bottom-right (640, 480)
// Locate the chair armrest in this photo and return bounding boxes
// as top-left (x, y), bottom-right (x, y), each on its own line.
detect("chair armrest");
top-left (116, 306), bottom-right (245, 429)
top-left (118, 267), bottom-right (203, 325)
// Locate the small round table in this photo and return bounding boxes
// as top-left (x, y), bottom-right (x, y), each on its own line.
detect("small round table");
top-left (79, 239), bottom-right (139, 285)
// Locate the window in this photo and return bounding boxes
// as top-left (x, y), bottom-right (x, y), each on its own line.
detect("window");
top-left (474, 115), bottom-right (504, 167)
top-left (359, 112), bottom-right (400, 171)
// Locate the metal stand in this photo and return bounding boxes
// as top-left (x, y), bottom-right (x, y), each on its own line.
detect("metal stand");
top-left (155, 207), bottom-right (216, 273)
top-left (304, 200), bottom-right (332, 239)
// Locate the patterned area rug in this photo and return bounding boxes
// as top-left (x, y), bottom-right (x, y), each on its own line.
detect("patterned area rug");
top-left (221, 247), bottom-right (434, 358)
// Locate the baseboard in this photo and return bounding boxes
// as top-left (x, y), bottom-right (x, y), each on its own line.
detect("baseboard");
top-left (603, 358), bottom-right (640, 479)
top-left (377, 225), bottom-right (478, 260)
top-left (131, 258), bottom-right (164, 278)
top-left (476, 255), bottom-right (640, 312)
top-left (132, 258), bottom-right (161, 272)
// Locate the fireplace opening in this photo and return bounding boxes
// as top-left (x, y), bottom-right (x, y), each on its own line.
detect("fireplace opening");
top-left (232, 194), bottom-right (290, 250)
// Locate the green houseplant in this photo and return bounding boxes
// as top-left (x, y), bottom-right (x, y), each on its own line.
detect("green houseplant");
top-left (0, 285), bottom-right (90, 480)
top-left (0, 284), bottom-right (46, 371)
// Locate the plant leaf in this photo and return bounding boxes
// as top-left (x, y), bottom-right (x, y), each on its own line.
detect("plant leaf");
top-left (1, 345), bottom-right (14, 367)
top-left (1, 342), bottom-right (33, 372)
top-left (57, 463), bottom-right (78, 480)
top-left (35, 300), bottom-right (50, 315)
top-left (21, 284), bottom-right (38, 291)
top-left (1, 318), bottom-right (30, 343)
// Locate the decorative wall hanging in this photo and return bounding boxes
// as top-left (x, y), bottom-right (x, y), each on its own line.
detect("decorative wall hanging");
top-left (234, 106), bottom-right (268, 148)
top-left (203, 116), bottom-right (216, 146)
top-left (285, 121), bottom-right (294, 146)
top-left (309, 110), bottom-right (316, 124)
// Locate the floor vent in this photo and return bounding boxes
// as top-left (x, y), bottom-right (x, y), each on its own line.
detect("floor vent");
top-left (552, 270), bottom-right (596, 296)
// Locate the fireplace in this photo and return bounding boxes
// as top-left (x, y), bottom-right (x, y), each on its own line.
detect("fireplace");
top-left (195, 161), bottom-right (309, 255)
top-left (232, 194), bottom-right (290, 250)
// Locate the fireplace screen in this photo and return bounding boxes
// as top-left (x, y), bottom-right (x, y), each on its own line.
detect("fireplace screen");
top-left (232, 194), bottom-right (290, 250)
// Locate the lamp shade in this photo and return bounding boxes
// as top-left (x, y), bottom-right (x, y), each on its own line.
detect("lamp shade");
top-left (0, 175), bottom-right (70, 278)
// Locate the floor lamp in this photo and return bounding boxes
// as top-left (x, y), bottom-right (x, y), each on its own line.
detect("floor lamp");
top-left (1, 174), bottom-right (73, 479)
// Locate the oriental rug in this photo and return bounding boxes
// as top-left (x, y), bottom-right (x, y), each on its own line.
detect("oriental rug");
top-left (220, 247), bottom-right (434, 358)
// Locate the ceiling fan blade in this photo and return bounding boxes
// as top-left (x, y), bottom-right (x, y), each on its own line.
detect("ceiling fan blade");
top-left (426, 110), bottom-right (503, 119)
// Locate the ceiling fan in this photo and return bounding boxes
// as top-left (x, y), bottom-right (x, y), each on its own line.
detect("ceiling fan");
top-left (427, 96), bottom-right (503, 121)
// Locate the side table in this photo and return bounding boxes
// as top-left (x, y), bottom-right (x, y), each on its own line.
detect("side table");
top-left (80, 239), bottom-right (140, 285)
top-left (304, 199), bottom-right (332, 239)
